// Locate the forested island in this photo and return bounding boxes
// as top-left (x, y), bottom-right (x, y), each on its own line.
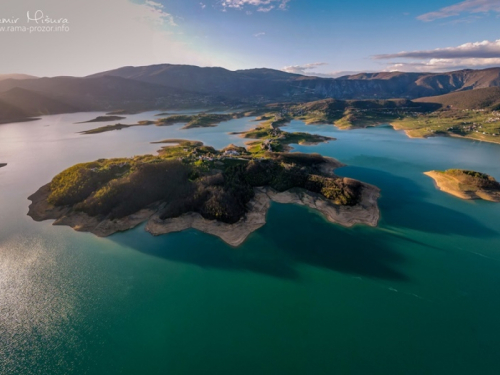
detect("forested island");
top-left (28, 140), bottom-right (380, 246)
top-left (425, 169), bottom-right (500, 202)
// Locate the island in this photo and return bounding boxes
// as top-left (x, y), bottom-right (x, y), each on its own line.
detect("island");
top-left (425, 169), bottom-right (500, 202)
top-left (0, 163), bottom-right (6, 168)
top-left (77, 115), bottom-right (126, 123)
top-left (155, 113), bottom-right (241, 129)
top-left (80, 113), bottom-right (241, 135)
top-left (232, 123), bottom-right (334, 153)
top-left (80, 123), bottom-right (133, 134)
top-left (80, 120), bottom-right (156, 135)
top-left (28, 139), bottom-right (380, 246)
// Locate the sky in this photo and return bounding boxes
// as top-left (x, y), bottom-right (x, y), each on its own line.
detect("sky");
top-left (1, 0), bottom-right (500, 77)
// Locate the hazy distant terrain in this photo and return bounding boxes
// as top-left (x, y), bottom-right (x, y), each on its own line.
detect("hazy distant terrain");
top-left (1, 64), bottom-right (500, 123)
top-left (0, 74), bottom-right (38, 81)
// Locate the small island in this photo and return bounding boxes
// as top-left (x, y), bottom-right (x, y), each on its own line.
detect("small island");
top-left (0, 163), bottom-right (6, 168)
top-left (155, 113), bottom-right (238, 129)
top-left (80, 113), bottom-right (245, 135)
top-left (28, 140), bottom-right (380, 246)
top-left (80, 120), bottom-right (156, 135)
top-left (77, 115), bottom-right (126, 123)
top-left (232, 123), bottom-right (334, 153)
top-left (425, 169), bottom-right (500, 202)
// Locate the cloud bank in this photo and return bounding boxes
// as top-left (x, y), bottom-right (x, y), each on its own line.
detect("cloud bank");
top-left (374, 39), bottom-right (500, 72)
top-left (418, 0), bottom-right (500, 22)
top-left (373, 40), bottom-right (500, 60)
top-left (282, 62), bottom-right (328, 75)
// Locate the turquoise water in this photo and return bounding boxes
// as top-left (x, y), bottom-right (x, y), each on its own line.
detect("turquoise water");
top-left (1, 115), bottom-right (500, 374)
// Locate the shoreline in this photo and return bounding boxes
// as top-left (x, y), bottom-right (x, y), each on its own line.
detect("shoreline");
top-left (424, 171), bottom-right (500, 202)
top-left (390, 122), bottom-right (500, 145)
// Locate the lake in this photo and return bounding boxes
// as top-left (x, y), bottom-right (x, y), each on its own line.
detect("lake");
top-left (1, 113), bottom-right (500, 375)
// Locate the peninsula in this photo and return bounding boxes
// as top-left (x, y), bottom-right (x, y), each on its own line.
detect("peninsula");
top-left (0, 163), bottom-right (6, 168)
top-left (28, 140), bottom-right (380, 246)
top-left (425, 169), bottom-right (500, 202)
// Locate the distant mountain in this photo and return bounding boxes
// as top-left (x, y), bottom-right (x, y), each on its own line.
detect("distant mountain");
top-left (0, 99), bottom-right (30, 123)
top-left (2, 64), bottom-right (500, 122)
top-left (415, 87), bottom-right (500, 110)
top-left (0, 75), bottom-right (230, 122)
top-left (88, 64), bottom-right (500, 100)
top-left (87, 64), bottom-right (299, 98)
top-left (0, 88), bottom-right (82, 117)
top-left (0, 74), bottom-right (38, 81)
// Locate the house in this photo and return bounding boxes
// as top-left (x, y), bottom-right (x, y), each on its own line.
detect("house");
top-left (224, 149), bottom-right (240, 156)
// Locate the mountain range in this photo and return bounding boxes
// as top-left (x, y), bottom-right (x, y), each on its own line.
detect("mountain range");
top-left (1, 64), bottom-right (500, 122)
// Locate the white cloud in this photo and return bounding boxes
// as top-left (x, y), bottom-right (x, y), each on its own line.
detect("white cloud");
top-left (372, 39), bottom-right (500, 72)
top-left (374, 39), bottom-right (500, 72)
top-left (254, 32), bottom-right (266, 37)
top-left (257, 6), bottom-right (274, 12)
top-left (385, 58), bottom-right (500, 72)
top-left (373, 39), bottom-right (500, 60)
top-left (418, 0), bottom-right (500, 22)
top-left (220, 0), bottom-right (290, 11)
top-left (136, 0), bottom-right (177, 26)
top-left (282, 62), bottom-right (328, 75)
top-left (200, 2), bottom-right (206, 9)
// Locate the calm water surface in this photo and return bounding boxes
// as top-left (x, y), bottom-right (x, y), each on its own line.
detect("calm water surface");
top-left (0, 114), bottom-right (499, 374)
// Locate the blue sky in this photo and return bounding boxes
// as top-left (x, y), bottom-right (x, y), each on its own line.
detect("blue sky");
top-left (2, 0), bottom-right (500, 76)
top-left (135, 0), bottom-right (500, 75)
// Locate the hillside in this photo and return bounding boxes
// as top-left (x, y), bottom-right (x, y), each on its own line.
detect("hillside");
top-left (88, 64), bottom-right (500, 100)
top-left (0, 99), bottom-right (30, 123)
top-left (0, 75), bottom-right (230, 119)
top-left (415, 87), bottom-right (500, 110)
top-left (0, 88), bottom-right (82, 117)
top-left (1, 64), bottom-right (500, 122)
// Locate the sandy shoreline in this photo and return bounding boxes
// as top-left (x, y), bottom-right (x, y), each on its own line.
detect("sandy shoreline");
top-left (424, 171), bottom-right (500, 202)
top-left (27, 160), bottom-right (379, 246)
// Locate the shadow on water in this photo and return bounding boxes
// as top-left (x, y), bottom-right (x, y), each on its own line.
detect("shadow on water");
top-left (258, 203), bottom-right (410, 281)
top-left (337, 166), bottom-right (498, 238)
top-left (111, 227), bottom-right (301, 280)
top-left (106, 165), bottom-right (496, 281)
top-left (110, 203), bottom-right (411, 282)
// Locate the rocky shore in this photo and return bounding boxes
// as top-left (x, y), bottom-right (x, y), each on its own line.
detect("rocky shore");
top-left (28, 173), bottom-right (380, 247)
